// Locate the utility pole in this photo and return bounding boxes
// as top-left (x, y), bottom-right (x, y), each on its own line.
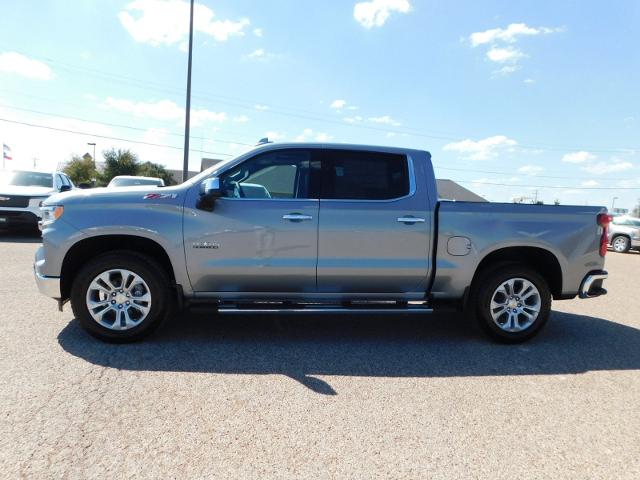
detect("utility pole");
top-left (533, 190), bottom-right (538, 204)
top-left (182, 0), bottom-right (195, 183)
top-left (611, 196), bottom-right (618, 211)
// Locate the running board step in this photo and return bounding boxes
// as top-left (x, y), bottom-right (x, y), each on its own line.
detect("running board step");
top-left (216, 302), bottom-right (432, 315)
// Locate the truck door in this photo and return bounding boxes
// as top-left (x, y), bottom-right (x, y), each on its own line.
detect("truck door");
top-left (316, 149), bottom-right (432, 297)
top-left (184, 148), bottom-right (320, 294)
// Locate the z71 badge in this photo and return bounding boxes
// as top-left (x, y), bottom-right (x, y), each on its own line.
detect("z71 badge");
top-left (143, 193), bottom-right (178, 200)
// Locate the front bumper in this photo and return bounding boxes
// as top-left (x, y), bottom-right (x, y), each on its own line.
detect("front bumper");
top-left (0, 209), bottom-right (39, 228)
top-left (579, 270), bottom-right (608, 299)
top-left (34, 249), bottom-right (61, 299)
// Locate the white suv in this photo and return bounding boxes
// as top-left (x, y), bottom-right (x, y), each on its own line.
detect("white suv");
top-left (0, 170), bottom-right (73, 231)
top-left (609, 216), bottom-right (640, 253)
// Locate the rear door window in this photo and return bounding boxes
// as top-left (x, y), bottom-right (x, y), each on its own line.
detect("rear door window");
top-left (321, 150), bottom-right (409, 200)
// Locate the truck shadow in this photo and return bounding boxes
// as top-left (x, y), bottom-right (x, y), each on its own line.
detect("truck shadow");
top-left (58, 311), bottom-right (640, 395)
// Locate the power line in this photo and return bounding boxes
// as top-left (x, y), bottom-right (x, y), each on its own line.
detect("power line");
top-left (0, 104), bottom-right (255, 147)
top-left (3, 46), bottom-right (638, 154)
top-left (434, 165), bottom-right (634, 182)
top-left (0, 118), bottom-right (232, 157)
top-left (455, 180), bottom-right (639, 190)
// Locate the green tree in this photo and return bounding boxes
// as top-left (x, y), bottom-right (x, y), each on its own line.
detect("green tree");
top-left (99, 149), bottom-right (139, 185)
top-left (63, 154), bottom-right (97, 185)
top-left (137, 161), bottom-right (176, 186)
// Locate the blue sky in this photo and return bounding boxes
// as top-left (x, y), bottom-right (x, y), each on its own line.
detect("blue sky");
top-left (0, 0), bottom-right (638, 209)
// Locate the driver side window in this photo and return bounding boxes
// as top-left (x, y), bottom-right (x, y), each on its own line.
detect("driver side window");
top-left (220, 149), bottom-right (317, 199)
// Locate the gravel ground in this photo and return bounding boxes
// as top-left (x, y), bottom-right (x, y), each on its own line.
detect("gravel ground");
top-left (1, 232), bottom-right (639, 479)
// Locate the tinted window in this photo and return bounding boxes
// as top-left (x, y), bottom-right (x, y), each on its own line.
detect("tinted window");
top-left (321, 150), bottom-right (409, 200)
top-left (1, 171), bottom-right (53, 188)
top-left (220, 150), bottom-right (318, 199)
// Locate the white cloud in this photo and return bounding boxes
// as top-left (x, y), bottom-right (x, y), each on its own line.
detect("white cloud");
top-left (353, 0), bottom-right (411, 29)
top-left (469, 23), bottom-right (560, 47)
top-left (102, 97), bottom-right (225, 126)
top-left (0, 52), bottom-right (52, 80)
top-left (252, 28), bottom-right (263, 37)
top-left (295, 128), bottom-right (332, 142)
top-left (524, 78), bottom-right (535, 84)
top-left (518, 165), bottom-right (544, 175)
top-left (118, 0), bottom-right (249, 48)
top-left (232, 115), bottom-right (249, 123)
top-left (330, 99), bottom-right (347, 110)
top-left (368, 115), bottom-right (401, 127)
top-left (487, 47), bottom-right (525, 63)
top-left (581, 180), bottom-right (599, 187)
top-left (562, 151), bottom-right (596, 163)
top-left (583, 160), bottom-right (634, 175)
top-left (468, 23), bottom-right (561, 76)
top-left (264, 131), bottom-right (285, 141)
top-left (344, 116), bottom-right (363, 124)
top-left (443, 135), bottom-right (517, 161)
top-left (254, 104), bottom-right (269, 111)
top-left (248, 48), bottom-right (265, 58)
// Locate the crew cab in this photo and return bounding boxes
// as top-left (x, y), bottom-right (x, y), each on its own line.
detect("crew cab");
top-left (34, 143), bottom-right (610, 343)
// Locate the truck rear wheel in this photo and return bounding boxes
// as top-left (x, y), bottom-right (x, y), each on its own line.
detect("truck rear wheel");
top-left (471, 264), bottom-right (551, 343)
top-left (70, 251), bottom-right (172, 342)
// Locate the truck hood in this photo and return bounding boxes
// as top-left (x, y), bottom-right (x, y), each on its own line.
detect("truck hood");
top-left (0, 185), bottom-right (56, 197)
top-left (45, 185), bottom-right (186, 206)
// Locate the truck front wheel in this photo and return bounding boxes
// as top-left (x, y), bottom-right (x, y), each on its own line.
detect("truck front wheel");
top-left (471, 264), bottom-right (551, 343)
top-left (70, 251), bottom-right (172, 342)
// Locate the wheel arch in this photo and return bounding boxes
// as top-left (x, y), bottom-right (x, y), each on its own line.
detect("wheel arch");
top-left (470, 246), bottom-right (563, 300)
top-left (60, 234), bottom-right (176, 301)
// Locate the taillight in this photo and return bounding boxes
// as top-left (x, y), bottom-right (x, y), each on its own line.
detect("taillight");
top-left (597, 213), bottom-right (612, 257)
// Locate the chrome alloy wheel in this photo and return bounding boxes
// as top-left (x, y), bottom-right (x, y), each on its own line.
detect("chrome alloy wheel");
top-left (85, 269), bottom-right (152, 331)
top-left (490, 278), bottom-right (541, 333)
top-left (612, 236), bottom-right (628, 252)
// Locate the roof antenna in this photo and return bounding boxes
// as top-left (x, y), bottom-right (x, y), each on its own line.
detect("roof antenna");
top-left (256, 137), bottom-right (273, 146)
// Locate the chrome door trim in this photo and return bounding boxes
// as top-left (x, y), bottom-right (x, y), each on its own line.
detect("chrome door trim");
top-left (282, 214), bottom-right (313, 221)
top-left (397, 216), bottom-right (426, 223)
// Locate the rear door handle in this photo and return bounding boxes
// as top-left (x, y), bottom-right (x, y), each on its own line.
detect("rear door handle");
top-left (397, 216), bottom-right (426, 224)
top-left (283, 213), bottom-right (313, 222)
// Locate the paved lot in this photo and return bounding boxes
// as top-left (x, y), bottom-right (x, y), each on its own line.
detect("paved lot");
top-left (0, 232), bottom-right (639, 479)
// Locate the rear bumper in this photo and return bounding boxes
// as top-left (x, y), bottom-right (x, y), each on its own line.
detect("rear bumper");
top-left (579, 270), bottom-right (608, 299)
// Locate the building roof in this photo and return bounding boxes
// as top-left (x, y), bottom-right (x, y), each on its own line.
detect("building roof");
top-left (436, 179), bottom-right (487, 202)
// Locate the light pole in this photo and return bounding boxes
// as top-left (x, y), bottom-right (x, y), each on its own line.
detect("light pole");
top-left (611, 196), bottom-right (618, 211)
top-left (87, 142), bottom-right (96, 161)
top-left (182, 0), bottom-right (195, 182)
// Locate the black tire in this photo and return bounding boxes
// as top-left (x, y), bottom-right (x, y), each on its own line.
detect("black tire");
top-left (470, 263), bottom-right (552, 343)
top-left (611, 235), bottom-right (631, 253)
top-left (70, 251), bottom-right (173, 343)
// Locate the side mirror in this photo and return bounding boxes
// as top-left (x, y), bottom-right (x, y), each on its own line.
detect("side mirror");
top-left (197, 177), bottom-right (222, 211)
top-left (59, 185), bottom-right (71, 193)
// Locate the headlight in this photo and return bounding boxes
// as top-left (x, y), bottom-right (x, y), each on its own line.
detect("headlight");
top-left (40, 205), bottom-right (64, 227)
top-left (28, 197), bottom-right (48, 208)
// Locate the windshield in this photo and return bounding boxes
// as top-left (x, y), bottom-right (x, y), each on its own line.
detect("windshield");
top-left (0, 170), bottom-right (53, 188)
top-left (109, 177), bottom-right (163, 187)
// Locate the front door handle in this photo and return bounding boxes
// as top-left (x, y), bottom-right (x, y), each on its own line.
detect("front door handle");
top-left (397, 216), bottom-right (426, 224)
top-left (283, 213), bottom-right (313, 222)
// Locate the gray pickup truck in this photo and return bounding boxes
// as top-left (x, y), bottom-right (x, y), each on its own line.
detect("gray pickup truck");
top-left (34, 143), bottom-right (610, 343)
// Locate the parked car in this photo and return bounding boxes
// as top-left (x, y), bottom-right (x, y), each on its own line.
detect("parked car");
top-left (0, 170), bottom-right (73, 231)
top-left (34, 143), bottom-right (610, 343)
top-left (608, 215), bottom-right (640, 253)
top-left (107, 176), bottom-right (164, 188)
